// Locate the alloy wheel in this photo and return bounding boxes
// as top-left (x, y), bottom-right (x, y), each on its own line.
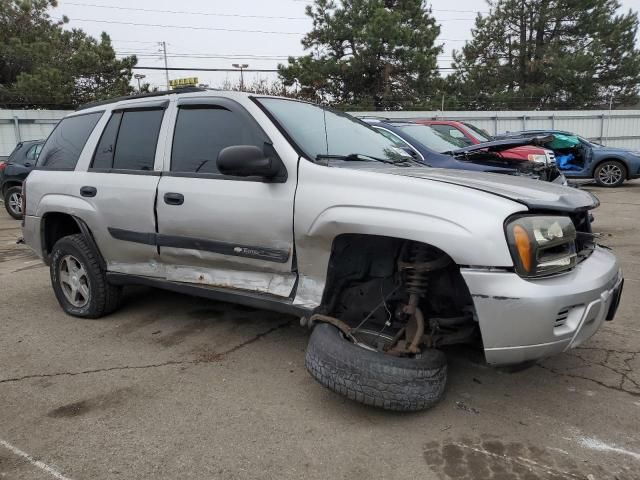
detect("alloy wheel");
top-left (59, 255), bottom-right (90, 308)
top-left (8, 192), bottom-right (22, 216)
top-left (598, 164), bottom-right (623, 186)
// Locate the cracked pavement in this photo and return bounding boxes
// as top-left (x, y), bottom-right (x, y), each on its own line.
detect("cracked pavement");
top-left (1, 181), bottom-right (640, 479)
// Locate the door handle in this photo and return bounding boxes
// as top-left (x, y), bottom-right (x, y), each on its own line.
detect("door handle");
top-left (164, 192), bottom-right (184, 205)
top-left (80, 186), bottom-right (97, 197)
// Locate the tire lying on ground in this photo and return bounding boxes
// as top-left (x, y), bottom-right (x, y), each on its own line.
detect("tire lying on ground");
top-left (305, 323), bottom-right (447, 411)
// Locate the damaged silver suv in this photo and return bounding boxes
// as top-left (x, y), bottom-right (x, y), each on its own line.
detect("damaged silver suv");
top-left (22, 90), bottom-right (623, 411)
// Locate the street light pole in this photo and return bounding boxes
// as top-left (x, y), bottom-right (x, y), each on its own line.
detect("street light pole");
top-left (134, 73), bottom-right (146, 92)
top-left (232, 63), bottom-right (249, 91)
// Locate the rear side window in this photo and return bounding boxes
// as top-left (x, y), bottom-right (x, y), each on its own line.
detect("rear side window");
top-left (38, 112), bottom-right (103, 170)
top-left (113, 110), bottom-right (164, 170)
top-left (92, 112), bottom-right (122, 169)
top-left (171, 106), bottom-right (266, 174)
top-left (26, 143), bottom-right (43, 161)
top-left (91, 109), bottom-right (164, 171)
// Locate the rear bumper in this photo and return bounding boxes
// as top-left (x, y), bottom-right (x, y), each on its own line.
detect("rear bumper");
top-left (461, 247), bottom-right (622, 365)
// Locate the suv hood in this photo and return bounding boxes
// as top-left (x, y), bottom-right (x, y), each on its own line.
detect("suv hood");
top-left (446, 135), bottom-right (554, 155)
top-left (384, 166), bottom-right (598, 212)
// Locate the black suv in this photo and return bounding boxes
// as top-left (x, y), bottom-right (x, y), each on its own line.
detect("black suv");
top-left (1, 139), bottom-right (44, 219)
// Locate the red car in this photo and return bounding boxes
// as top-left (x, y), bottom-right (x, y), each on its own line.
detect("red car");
top-left (415, 120), bottom-right (552, 163)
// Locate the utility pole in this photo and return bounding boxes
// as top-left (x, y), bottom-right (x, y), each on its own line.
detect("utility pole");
top-left (160, 41), bottom-right (170, 90)
top-left (232, 63), bottom-right (249, 91)
top-left (606, 93), bottom-right (614, 142)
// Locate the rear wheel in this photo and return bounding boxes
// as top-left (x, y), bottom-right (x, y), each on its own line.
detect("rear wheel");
top-left (4, 186), bottom-right (23, 220)
top-left (50, 234), bottom-right (122, 318)
top-left (594, 160), bottom-right (626, 187)
top-left (305, 323), bottom-right (447, 411)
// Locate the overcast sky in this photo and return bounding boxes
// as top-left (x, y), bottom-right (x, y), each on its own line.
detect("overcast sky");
top-left (54, 0), bottom-right (640, 90)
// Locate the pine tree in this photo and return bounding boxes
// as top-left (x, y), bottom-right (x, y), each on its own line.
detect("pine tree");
top-left (0, 0), bottom-right (137, 109)
top-left (448, 0), bottom-right (640, 110)
top-left (278, 0), bottom-right (443, 110)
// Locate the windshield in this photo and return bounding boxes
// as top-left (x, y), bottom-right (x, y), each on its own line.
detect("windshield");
top-left (397, 124), bottom-right (467, 153)
top-left (256, 98), bottom-right (410, 162)
top-left (462, 122), bottom-right (492, 142)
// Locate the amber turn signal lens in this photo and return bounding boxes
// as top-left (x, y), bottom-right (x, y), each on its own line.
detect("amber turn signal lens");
top-left (512, 225), bottom-right (532, 273)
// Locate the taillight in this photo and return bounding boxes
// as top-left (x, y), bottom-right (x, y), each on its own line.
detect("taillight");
top-left (0, 161), bottom-right (6, 171)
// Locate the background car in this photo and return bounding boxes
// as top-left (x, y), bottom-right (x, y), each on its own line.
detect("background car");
top-left (415, 119), bottom-right (553, 164)
top-left (363, 119), bottom-right (565, 183)
top-left (495, 129), bottom-right (640, 187)
top-left (0, 139), bottom-right (44, 219)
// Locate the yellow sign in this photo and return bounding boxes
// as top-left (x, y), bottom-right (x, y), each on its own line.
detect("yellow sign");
top-left (169, 77), bottom-right (199, 88)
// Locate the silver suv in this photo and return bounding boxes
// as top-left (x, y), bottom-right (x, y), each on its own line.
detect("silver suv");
top-left (22, 90), bottom-right (623, 411)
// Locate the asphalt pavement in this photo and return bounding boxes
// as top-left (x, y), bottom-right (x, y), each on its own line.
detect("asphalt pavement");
top-left (0, 182), bottom-right (639, 480)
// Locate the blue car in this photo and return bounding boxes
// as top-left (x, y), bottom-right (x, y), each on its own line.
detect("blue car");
top-left (363, 119), bottom-right (565, 184)
top-left (495, 129), bottom-right (640, 187)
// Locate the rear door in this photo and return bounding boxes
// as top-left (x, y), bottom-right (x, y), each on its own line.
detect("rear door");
top-left (80, 101), bottom-right (168, 277)
top-left (3, 142), bottom-right (40, 184)
top-left (155, 97), bottom-right (297, 297)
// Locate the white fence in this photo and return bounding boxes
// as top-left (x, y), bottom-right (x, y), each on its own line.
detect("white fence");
top-left (351, 110), bottom-right (640, 150)
top-left (2, 108), bottom-right (640, 158)
top-left (0, 109), bottom-right (70, 158)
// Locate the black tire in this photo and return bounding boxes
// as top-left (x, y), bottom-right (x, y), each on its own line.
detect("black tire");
top-left (305, 323), bottom-right (447, 411)
top-left (50, 234), bottom-right (122, 318)
top-left (4, 185), bottom-right (24, 220)
top-left (594, 160), bottom-right (626, 187)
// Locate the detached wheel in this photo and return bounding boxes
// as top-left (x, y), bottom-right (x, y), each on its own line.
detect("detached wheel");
top-left (595, 160), bottom-right (626, 187)
top-left (305, 323), bottom-right (447, 411)
top-left (4, 186), bottom-right (24, 220)
top-left (50, 234), bottom-right (122, 318)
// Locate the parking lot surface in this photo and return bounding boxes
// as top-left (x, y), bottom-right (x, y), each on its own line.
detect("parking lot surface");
top-left (1, 182), bottom-right (639, 480)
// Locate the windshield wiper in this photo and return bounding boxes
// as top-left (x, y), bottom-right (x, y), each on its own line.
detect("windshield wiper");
top-left (315, 153), bottom-right (408, 165)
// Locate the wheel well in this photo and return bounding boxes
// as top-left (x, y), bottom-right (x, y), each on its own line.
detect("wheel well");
top-left (320, 234), bottom-right (475, 334)
top-left (42, 212), bottom-right (81, 257)
top-left (594, 158), bottom-right (629, 179)
top-left (2, 181), bottom-right (22, 197)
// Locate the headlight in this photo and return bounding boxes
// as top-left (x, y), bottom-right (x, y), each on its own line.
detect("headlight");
top-left (527, 154), bottom-right (548, 163)
top-left (505, 216), bottom-right (577, 277)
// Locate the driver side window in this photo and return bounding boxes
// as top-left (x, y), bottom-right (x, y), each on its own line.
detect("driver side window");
top-left (171, 106), bottom-right (266, 174)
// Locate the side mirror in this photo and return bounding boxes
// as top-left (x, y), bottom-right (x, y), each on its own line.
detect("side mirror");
top-left (217, 145), bottom-right (280, 178)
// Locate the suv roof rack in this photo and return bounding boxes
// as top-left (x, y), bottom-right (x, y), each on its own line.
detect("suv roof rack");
top-left (76, 86), bottom-right (207, 111)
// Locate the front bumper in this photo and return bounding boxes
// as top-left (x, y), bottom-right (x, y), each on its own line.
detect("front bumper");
top-left (461, 247), bottom-right (622, 365)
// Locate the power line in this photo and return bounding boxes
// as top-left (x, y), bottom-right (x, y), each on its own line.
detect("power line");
top-left (132, 65), bottom-right (458, 72)
top-left (59, 18), bottom-right (470, 40)
top-left (291, 0), bottom-right (490, 13)
top-left (134, 66), bottom-right (281, 72)
top-left (59, 18), bottom-right (306, 35)
top-left (63, 2), bottom-right (309, 20)
top-left (63, 1), bottom-right (480, 22)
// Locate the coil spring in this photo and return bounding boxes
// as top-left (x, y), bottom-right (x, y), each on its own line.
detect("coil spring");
top-left (405, 243), bottom-right (431, 296)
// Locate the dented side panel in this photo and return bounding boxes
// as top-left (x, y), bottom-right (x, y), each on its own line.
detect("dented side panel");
top-left (292, 160), bottom-right (526, 309)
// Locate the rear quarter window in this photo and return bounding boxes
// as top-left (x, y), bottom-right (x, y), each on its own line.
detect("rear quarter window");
top-left (38, 112), bottom-right (103, 170)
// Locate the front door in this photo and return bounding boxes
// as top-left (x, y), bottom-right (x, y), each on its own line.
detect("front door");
top-left (155, 97), bottom-right (297, 297)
